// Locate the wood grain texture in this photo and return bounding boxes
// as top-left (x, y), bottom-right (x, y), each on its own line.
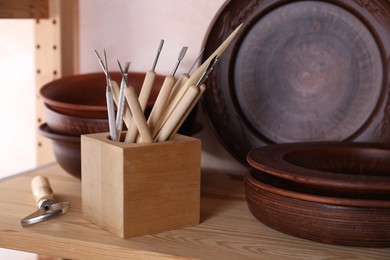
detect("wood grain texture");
top-left (35, 0), bottom-right (79, 166)
top-left (0, 164), bottom-right (389, 259)
top-left (0, 0), bottom-right (48, 19)
top-left (81, 133), bottom-right (201, 238)
top-left (31, 175), bottom-right (54, 205)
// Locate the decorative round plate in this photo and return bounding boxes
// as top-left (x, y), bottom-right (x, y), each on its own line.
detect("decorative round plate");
top-left (202, 0), bottom-right (390, 165)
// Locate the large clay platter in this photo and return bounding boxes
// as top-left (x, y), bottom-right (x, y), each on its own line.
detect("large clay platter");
top-left (202, 0), bottom-right (390, 164)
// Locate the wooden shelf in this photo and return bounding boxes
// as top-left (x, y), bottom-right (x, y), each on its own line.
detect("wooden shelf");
top-left (0, 164), bottom-right (389, 259)
top-left (0, 0), bottom-right (48, 19)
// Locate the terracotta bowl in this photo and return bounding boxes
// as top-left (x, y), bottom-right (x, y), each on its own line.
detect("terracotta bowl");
top-left (39, 72), bottom-right (200, 134)
top-left (244, 168), bottom-right (390, 247)
top-left (247, 142), bottom-right (390, 196)
top-left (43, 104), bottom-right (110, 136)
top-left (38, 123), bottom-right (81, 179)
top-left (39, 72), bottom-right (163, 119)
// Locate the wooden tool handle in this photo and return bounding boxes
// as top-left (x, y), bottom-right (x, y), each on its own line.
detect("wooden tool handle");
top-left (168, 73), bottom-right (189, 104)
top-left (31, 176), bottom-right (55, 207)
top-left (139, 70), bottom-right (156, 110)
top-left (156, 85), bottom-right (199, 142)
top-left (125, 86), bottom-right (153, 143)
top-left (152, 77), bottom-right (190, 139)
top-left (148, 76), bottom-right (176, 135)
top-left (169, 84), bottom-right (206, 140)
top-left (125, 70), bottom-right (156, 142)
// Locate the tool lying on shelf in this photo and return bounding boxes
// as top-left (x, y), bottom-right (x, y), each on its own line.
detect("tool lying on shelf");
top-left (21, 176), bottom-right (70, 227)
top-left (95, 23), bottom-right (242, 143)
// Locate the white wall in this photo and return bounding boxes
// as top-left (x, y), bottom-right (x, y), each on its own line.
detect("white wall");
top-left (0, 20), bottom-right (36, 179)
top-left (79, 0), bottom-right (226, 76)
top-left (0, 19), bottom-right (37, 260)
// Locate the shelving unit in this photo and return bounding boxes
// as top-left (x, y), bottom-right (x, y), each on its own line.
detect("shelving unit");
top-left (0, 0), bottom-right (79, 166)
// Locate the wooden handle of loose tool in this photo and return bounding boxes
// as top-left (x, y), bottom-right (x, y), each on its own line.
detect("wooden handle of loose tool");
top-left (31, 176), bottom-right (55, 206)
top-left (124, 86), bottom-right (153, 143)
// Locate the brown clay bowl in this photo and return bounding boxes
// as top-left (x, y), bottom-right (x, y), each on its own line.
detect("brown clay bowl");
top-left (38, 123), bottom-right (81, 179)
top-left (39, 72), bottom-right (163, 119)
top-left (39, 72), bottom-right (201, 134)
top-left (244, 168), bottom-right (390, 247)
top-left (43, 104), bottom-right (110, 136)
top-left (247, 142), bottom-right (390, 196)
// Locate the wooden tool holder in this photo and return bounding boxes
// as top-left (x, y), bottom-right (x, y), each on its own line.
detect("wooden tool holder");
top-left (81, 132), bottom-right (201, 239)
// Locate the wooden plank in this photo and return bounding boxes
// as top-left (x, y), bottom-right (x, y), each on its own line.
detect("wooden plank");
top-left (0, 164), bottom-right (389, 259)
top-left (35, 0), bottom-right (79, 166)
top-left (82, 133), bottom-right (201, 238)
top-left (0, 0), bottom-right (48, 19)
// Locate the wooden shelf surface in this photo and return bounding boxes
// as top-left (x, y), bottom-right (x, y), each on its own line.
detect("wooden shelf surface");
top-left (0, 164), bottom-right (389, 259)
top-left (0, 0), bottom-right (48, 19)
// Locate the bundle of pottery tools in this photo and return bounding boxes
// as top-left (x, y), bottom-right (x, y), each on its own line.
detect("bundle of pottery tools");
top-left (95, 24), bottom-right (242, 143)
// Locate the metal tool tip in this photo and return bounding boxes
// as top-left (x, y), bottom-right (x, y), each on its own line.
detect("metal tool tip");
top-left (158, 39), bottom-right (164, 50)
top-left (125, 61), bottom-right (131, 72)
top-left (117, 59), bottom-right (123, 70)
top-left (178, 46), bottom-right (188, 61)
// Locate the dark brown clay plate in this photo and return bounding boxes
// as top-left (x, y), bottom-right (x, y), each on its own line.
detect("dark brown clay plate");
top-left (245, 168), bottom-right (390, 247)
top-left (247, 142), bottom-right (390, 196)
top-left (202, 0), bottom-right (390, 165)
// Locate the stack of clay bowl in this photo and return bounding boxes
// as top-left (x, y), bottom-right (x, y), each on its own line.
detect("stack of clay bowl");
top-left (244, 142), bottom-right (390, 247)
top-left (39, 72), bottom-right (164, 178)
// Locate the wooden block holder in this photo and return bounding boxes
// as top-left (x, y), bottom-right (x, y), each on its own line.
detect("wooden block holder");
top-left (81, 132), bottom-right (201, 239)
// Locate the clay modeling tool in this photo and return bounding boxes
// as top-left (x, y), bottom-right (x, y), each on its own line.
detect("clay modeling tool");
top-left (125, 39), bottom-right (164, 142)
top-left (148, 46), bottom-right (188, 137)
top-left (168, 48), bottom-right (204, 104)
top-left (155, 84), bottom-right (199, 142)
top-left (156, 56), bottom-right (218, 141)
top-left (116, 61), bottom-right (131, 138)
top-left (94, 49), bottom-right (117, 141)
top-left (118, 60), bottom-right (153, 143)
top-left (21, 176), bottom-right (69, 227)
top-left (152, 23), bottom-right (243, 138)
top-left (168, 84), bottom-right (206, 140)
